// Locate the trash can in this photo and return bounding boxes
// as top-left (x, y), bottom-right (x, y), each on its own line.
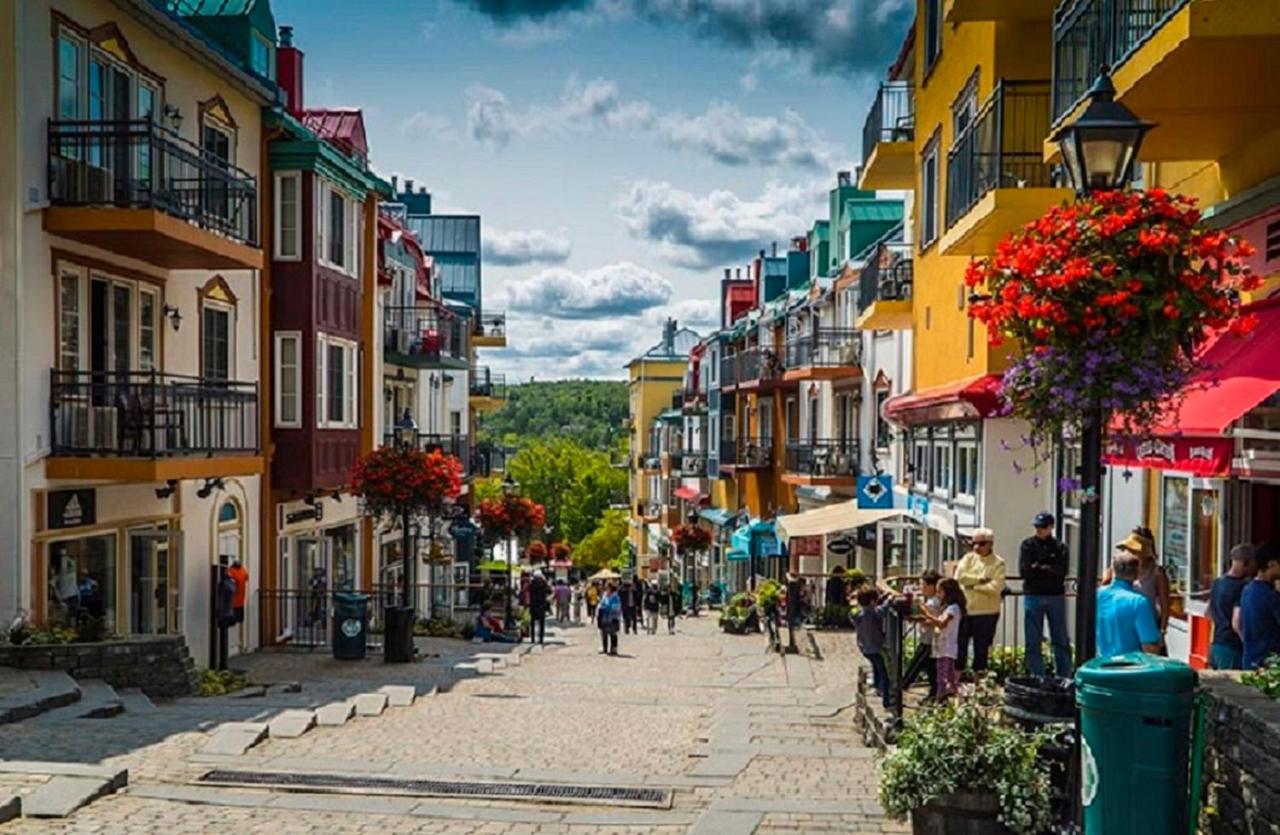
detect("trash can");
top-left (331, 592), bottom-right (369, 660)
top-left (1076, 653), bottom-right (1197, 834)
top-left (383, 605), bottom-right (414, 663)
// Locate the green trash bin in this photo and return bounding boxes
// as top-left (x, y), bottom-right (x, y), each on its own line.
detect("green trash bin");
top-left (332, 593), bottom-right (370, 660)
top-left (1076, 652), bottom-right (1197, 834)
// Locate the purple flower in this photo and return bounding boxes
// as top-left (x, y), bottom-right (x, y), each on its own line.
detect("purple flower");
top-left (1058, 476), bottom-right (1081, 493)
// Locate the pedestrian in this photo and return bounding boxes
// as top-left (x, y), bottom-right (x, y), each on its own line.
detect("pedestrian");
top-left (1241, 544), bottom-right (1280, 670)
top-left (1020, 512), bottom-right (1072, 679)
top-left (659, 582), bottom-right (677, 634)
top-left (528, 571), bottom-right (550, 645)
top-left (954, 528), bottom-right (1005, 673)
top-left (691, 579), bottom-right (701, 616)
top-left (852, 587), bottom-right (891, 709)
top-left (923, 578), bottom-right (966, 700)
top-left (553, 580), bottom-right (571, 623)
top-left (643, 581), bottom-right (660, 634)
top-left (1209, 544), bottom-right (1257, 670)
top-left (1096, 549), bottom-right (1163, 658)
top-left (597, 581), bottom-right (622, 656)
top-left (785, 572), bottom-right (805, 653)
top-left (585, 581), bottom-right (600, 620)
top-left (620, 579), bottom-right (641, 635)
top-left (1120, 528), bottom-right (1172, 650)
top-left (901, 570), bottom-right (941, 700)
top-left (825, 566), bottom-right (847, 609)
top-left (572, 582), bottom-right (584, 623)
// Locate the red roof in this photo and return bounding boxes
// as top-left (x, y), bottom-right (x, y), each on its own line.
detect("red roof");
top-left (300, 108), bottom-right (368, 159)
top-left (377, 211), bottom-right (433, 299)
top-left (884, 374), bottom-right (1006, 426)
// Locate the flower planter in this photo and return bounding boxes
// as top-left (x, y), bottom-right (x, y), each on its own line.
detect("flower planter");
top-left (911, 793), bottom-right (1013, 835)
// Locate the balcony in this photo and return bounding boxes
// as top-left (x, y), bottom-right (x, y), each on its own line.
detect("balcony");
top-left (783, 439), bottom-right (860, 485)
top-left (720, 437), bottom-right (773, 470)
top-left (856, 242), bottom-right (914, 331)
top-left (384, 432), bottom-right (471, 475)
top-left (945, 0), bottom-right (1056, 22)
top-left (1050, 0), bottom-right (1280, 163)
top-left (721, 348), bottom-right (782, 390)
top-left (940, 81), bottom-right (1072, 257)
top-left (472, 312), bottom-right (507, 348)
top-left (678, 449), bottom-right (708, 477)
top-left (469, 368), bottom-right (507, 412)
top-left (384, 305), bottom-right (468, 370)
top-left (641, 453), bottom-right (662, 471)
top-left (719, 353), bottom-right (739, 388)
top-left (783, 330), bottom-right (862, 382)
top-left (48, 369), bottom-right (261, 481)
top-left (45, 120), bottom-right (261, 270)
top-left (859, 82), bottom-right (915, 190)
top-left (470, 442), bottom-right (509, 477)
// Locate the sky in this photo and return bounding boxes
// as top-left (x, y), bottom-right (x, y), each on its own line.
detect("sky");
top-left (271, 0), bottom-right (914, 380)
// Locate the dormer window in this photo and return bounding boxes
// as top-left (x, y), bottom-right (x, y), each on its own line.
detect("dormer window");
top-left (250, 32), bottom-right (273, 80)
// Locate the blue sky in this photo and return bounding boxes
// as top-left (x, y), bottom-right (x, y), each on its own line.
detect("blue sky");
top-left (272, 0), bottom-right (912, 379)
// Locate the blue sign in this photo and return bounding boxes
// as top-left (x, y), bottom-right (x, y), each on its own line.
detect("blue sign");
top-left (906, 494), bottom-right (930, 520)
top-left (857, 475), bottom-right (894, 509)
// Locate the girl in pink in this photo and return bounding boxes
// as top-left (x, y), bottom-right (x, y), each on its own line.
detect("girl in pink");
top-left (925, 578), bottom-right (967, 700)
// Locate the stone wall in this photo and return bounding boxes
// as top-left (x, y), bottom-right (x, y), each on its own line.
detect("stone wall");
top-left (0, 636), bottom-right (198, 698)
top-left (1200, 672), bottom-right (1280, 835)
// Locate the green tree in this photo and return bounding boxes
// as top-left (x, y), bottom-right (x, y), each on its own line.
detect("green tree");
top-left (476, 380), bottom-right (628, 451)
top-left (505, 438), bottom-right (626, 543)
top-left (574, 508), bottom-right (629, 571)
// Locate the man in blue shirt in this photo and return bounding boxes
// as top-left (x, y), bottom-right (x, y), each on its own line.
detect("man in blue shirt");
top-left (1208, 544), bottom-right (1256, 669)
top-left (1096, 551), bottom-right (1162, 658)
top-left (1241, 546), bottom-right (1280, 670)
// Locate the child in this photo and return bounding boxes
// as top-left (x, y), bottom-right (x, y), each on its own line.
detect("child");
top-left (903, 570), bottom-right (942, 700)
top-left (853, 588), bottom-right (891, 709)
top-left (924, 578), bottom-right (966, 700)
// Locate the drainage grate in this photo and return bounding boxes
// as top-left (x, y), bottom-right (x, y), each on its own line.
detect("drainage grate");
top-left (195, 770), bottom-right (672, 808)
top-left (470, 693), bottom-right (526, 699)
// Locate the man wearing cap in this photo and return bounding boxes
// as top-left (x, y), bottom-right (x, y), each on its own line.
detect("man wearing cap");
top-left (1019, 512), bottom-right (1072, 678)
top-left (954, 528), bottom-right (1005, 672)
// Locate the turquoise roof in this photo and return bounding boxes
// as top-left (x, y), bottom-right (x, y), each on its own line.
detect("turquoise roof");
top-left (700, 508), bottom-right (735, 527)
top-left (847, 200), bottom-right (905, 224)
top-left (170, 0), bottom-right (260, 14)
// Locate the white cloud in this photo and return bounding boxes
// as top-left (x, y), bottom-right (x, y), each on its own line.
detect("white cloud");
top-left (615, 178), bottom-right (826, 268)
top-left (505, 261), bottom-right (673, 319)
top-left (658, 102), bottom-right (834, 170)
top-left (644, 298), bottom-right (721, 331)
top-left (494, 18), bottom-right (570, 44)
top-left (484, 227), bottom-right (573, 266)
top-left (466, 84), bottom-right (521, 148)
top-left (400, 111), bottom-right (456, 141)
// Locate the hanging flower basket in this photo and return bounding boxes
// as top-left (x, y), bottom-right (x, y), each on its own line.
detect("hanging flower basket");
top-left (966, 189), bottom-right (1260, 443)
top-left (549, 541), bottom-right (572, 563)
top-left (349, 446), bottom-right (463, 521)
top-left (475, 494), bottom-right (546, 548)
top-left (525, 540), bottom-right (548, 562)
top-left (672, 523), bottom-right (712, 554)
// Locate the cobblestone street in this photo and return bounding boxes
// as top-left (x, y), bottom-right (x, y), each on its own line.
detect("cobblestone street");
top-left (0, 619), bottom-right (904, 834)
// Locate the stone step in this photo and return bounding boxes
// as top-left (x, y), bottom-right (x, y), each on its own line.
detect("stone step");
top-left (0, 669), bottom-right (80, 725)
top-left (21, 776), bottom-right (115, 818)
top-left (452, 659), bottom-right (494, 675)
top-left (470, 653), bottom-right (509, 670)
top-left (267, 709), bottom-right (316, 739)
top-left (353, 692), bottom-right (388, 717)
top-left (116, 688), bottom-right (158, 713)
top-left (474, 651), bottom-right (520, 667)
top-left (0, 795), bottom-right (19, 824)
top-left (315, 700), bottom-right (356, 726)
top-left (27, 680), bottom-right (121, 723)
top-left (199, 721), bottom-right (267, 756)
top-left (376, 685), bottom-right (416, 707)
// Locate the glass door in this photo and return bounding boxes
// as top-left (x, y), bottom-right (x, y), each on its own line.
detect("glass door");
top-left (296, 536), bottom-right (326, 647)
top-left (877, 521), bottom-right (921, 580)
top-left (128, 526), bottom-right (181, 635)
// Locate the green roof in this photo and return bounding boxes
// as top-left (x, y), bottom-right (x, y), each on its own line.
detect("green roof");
top-left (846, 199), bottom-right (905, 224)
top-left (656, 408), bottom-right (682, 421)
top-left (170, 0), bottom-right (261, 15)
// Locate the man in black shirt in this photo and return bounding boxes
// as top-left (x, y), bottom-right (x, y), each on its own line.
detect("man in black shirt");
top-left (1020, 512), bottom-right (1071, 679)
top-left (1209, 544), bottom-right (1257, 669)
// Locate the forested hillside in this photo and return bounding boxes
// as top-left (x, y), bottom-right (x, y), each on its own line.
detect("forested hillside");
top-left (476, 380), bottom-right (628, 451)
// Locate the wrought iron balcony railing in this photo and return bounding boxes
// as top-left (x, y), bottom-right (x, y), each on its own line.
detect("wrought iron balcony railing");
top-left (383, 431), bottom-right (471, 473)
top-left (50, 369), bottom-right (259, 458)
top-left (720, 436), bottom-right (773, 469)
top-left (473, 311), bottom-right (506, 339)
top-left (384, 305), bottom-right (467, 365)
top-left (861, 81), bottom-right (915, 170)
top-left (1052, 0), bottom-right (1188, 124)
top-left (784, 329), bottom-right (862, 369)
top-left (48, 119), bottom-right (259, 246)
top-left (784, 439), bottom-right (860, 478)
top-left (858, 243), bottom-right (914, 315)
top-left (944, 80), bottom-right (1056, 231)
top-left (470, 368), bottom-right (507, 400)
top-left (678, 448), bottom-right (708, 477)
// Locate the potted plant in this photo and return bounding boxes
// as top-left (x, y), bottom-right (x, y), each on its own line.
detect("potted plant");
top-left (879, 689), bottom-right (1053, 834)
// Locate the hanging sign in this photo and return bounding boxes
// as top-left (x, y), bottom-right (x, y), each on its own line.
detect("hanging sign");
top-left (857, 474), bottom-right (894, 509)
top-left (48, 489), bottom-right (95, 530)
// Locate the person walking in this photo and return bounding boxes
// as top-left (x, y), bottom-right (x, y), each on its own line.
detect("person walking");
top-left (1097, 549), bottom-right (1163, 658)
top-left (1020, 512), bottom-right (1072, 679)
top-left (825, 566), bottom-right (848, 609)
top-left (785, 572), bottom-right (806, 653)
top-left (1241, 545), bottom-right (1280, 670)
top-left (923, 578), bottom-right (966, 700)
top-left (1208, 544), bottom-right (1257, 670)
top-left (572, 582), bottom-right (584, 624)
top-left (528, 571), bottom-right (550, 645)
top-left (690, 579), bottom-right (701, 616)
top-left (659, 581), bottom-right (678, 634)
top-left (853, 587), bottom-right (892, 708)
top-left (954, 528), bottom-right (1005, 673)
top-left (620, 579), bottom-right (641, 635)
top-left (585, 581), bottom-right (600, 621)
top-left (597, 581), bottom-right (622, 656)
top-left (553, 580), bottom-right (571, 624)
top-left (643, 581), bottom-right (660, 634)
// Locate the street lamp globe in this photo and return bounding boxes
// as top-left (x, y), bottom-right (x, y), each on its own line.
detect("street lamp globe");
top-left (501, 473), bottom-right (519, 496)
top-left (1051, 67), bottom-right (1154, 196)
top-left (394, 409), bottom-right (418, 448)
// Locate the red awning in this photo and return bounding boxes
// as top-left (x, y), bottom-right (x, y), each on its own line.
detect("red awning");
top-left (1104, 436), bottom-right (1235, 477)
top-left (673, 485), bottom-right (704, 502)
top-left (884, 375), bottom-right (1006, 427)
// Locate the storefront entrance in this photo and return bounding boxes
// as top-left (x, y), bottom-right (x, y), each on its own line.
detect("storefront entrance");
top-left (128, 525), bottom-right (180, 635)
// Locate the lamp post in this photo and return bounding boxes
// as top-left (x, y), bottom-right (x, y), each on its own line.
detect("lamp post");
top-left (1050, 66), bottom-right (1153, 667)
top-left (501, 473), bottom-right (519, 628)
top-left (394, 411), bottom-right (419, 610)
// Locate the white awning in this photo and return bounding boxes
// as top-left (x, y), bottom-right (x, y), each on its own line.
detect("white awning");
top-left (775, 500), bottom-right (903, 542)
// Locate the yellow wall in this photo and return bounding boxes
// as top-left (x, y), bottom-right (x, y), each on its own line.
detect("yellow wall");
top-left (627, 357), bottom-right (686, 558)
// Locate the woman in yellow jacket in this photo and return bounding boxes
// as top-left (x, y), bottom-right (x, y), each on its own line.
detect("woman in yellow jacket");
top-left (953, 528), bottom-right (1006, 673)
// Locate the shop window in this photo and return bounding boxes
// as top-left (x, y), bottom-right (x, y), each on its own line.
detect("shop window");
top-left (1190, 487), bottom-right (1220, 600)
top-left (956, 440), bottom-right (978, 501)
top-left (933, 443), bottom-right (953, 498)
top-left (1161, 477), bottom-right (1190, 619)
top-left (48, 534), bottom-right (117, 630)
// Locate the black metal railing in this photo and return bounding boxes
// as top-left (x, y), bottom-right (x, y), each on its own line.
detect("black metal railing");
top-left (784, 439), bottom-right (860, 477)
top-left (858, 243), bottom-right (914, 316)
top-left (470, 368), bottom-right (507, 400)
top-left (384, 432), bottom-right (471, 474)
top-left (721, 436), bottom-right (773, 468)
top-left (50, 369), bottom-right (258, 457)
top-left (862, 81), bottom-right (915, 171)
top-left (1052, 0), bottom-right (1188, 123)
top-left (784, 329), bottom-right (862, 369)
top-left (945, 80), bottom-right (1056, 230)
top-left (720, 354), bottom-right (739, 387)
top-left (48, 119), bottom-right (259, 247)
top-left (473, 312), bottom-right (506, 339)
top-left (642, 453), bottom-right (661, 470)
top-left (470, 442), bottom-right (509, 477)
top-left (384, 305), bottom-right (467, 364)
top-left (678, 449), bottom-right (708, 476)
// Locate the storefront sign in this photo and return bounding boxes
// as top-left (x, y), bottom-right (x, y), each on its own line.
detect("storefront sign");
top-left (286, 505), bottom-right (323, 525)
top-left (857, 475), bottom-right (893, 509)
top-left (1104, 436), bottom-right (1234, 477)
top-left (790, 535), bottom-right (823, 557)
top-left (905, 494), bottom-right (930, 521)
top-left (47, 489), bottom-right (95, 530)
top-left (826, 535), bottom-right (855, 557)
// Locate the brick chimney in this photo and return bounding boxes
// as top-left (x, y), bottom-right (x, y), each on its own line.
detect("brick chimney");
top-left (277, 26), bottom-right (304, 116)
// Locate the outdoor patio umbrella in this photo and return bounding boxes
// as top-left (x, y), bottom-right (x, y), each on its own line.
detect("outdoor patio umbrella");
top-left (588, 569), bottom-right (620, 581)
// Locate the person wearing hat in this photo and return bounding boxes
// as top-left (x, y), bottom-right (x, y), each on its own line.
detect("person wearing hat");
top-left (1097, 549), bottom-right (1162, 658)
top-left (1019, 512), bottom-right (1072, 678)
top-left (1110, 527), bottom-right (1171, 647)
top-left (954, 528), bottom-right (1005, 673)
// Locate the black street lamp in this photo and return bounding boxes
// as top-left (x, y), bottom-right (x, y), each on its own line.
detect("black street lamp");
top-left (501, 473), bottom-right (519, 628)
top-left (1051, 66), bottom-right (1155, 667)
top-left (394, 411), bottom-right (419, 609)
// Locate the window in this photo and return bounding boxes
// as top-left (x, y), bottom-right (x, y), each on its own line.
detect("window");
top-left (913, 437), bottom-right (931, 489)
top-left (450, 411), bottom-right (462, 437)
top-left (1190, 487), bottom-right (1220, 600)
top-left (875, 389), bottom-right (891, 450)
top-left (274, 332), bottom-right (301, 428)
top-left (202, 121), bottom-right (233, 222)
top-left (250, 32), bottom-right (273, 79)
top-left (956, 440), bottom-right (978, 500)
top-left (217, 500), bottom-right (242, 569)
top-left (138, 288), bottom-right (157, 372)
top-left (329, 189), bottom-right (346, 266)
top-left (58, 268), bottom-right (82, 372)
top-left (933, 442), bottom-right (953, 497)
top-left (1161, 476), bottom-right (1191, 619)
top-left (921, 136), bottom-right (941, 247)
top-left (316, 334), bottom-right (357, 428)
top-left (952, 73), bottom-right (979, 137)
top-left (202, 303), bottom-right (232, 381)
top-left (275, 173), bottom-right (301, 260)
top-left (924, 0), bottom-right (943, 74)
top-left (317, 181), bottom-right (358, 276)
top-left (57, 32), bottom-right (83, 120)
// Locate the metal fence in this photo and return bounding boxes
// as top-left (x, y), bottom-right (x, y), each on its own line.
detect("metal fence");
top-left (50, 369), bottom-right (258, 457)
top-left (783, 439), bottom-right (859, 477)
top-left (1052, 0), bottom-right (1189, 122)
top-left (473, 312), bottom-right (506, 339)
top-left (861, 81), bottom-right (915, 170)
top-left (945, 80), bottom-right (1056, 230)
top-left (383, 305), bottom-right (467, 364)
top-left (784, 329), bottom-right (862, 369)
top-left (382, 432), bottom-right (471, 474)
top-left (48, 119), bottom-right (259, 246)
top-left (470, 368), bottom-right (507, 400)
top-left (857, 243), bottom-right (913, 316)
top-left (721, 436), bottom-right (773, 468)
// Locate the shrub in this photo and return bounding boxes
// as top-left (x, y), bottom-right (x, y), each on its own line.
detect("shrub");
top-left (413, 616), bottom-right (465, 639)
top-left (198, 668), bottom-right (249, 697)
top-left (814, 604), bottom-right (852, 629)
top-left (1243, 655), bottom-right (1280, 699)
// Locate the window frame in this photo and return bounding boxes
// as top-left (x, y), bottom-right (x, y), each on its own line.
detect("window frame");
top-left (274, 331), bottom-right (302, 428)
top-left (316, 333), bottom-right (358, 429)
top-left (201, 299), bottom-right (234, 382)
top-left (924, 0), bottom-right (944, 77)
top-left (316, 179), bottom-right (359, 278)
top-left (274, 171), bottom-right (302, 261)
top-left (920, 132), bottom-right (941, 249)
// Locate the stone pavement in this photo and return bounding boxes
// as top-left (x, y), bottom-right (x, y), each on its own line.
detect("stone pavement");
top-left (1, 618), bottom-right (906, 834)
